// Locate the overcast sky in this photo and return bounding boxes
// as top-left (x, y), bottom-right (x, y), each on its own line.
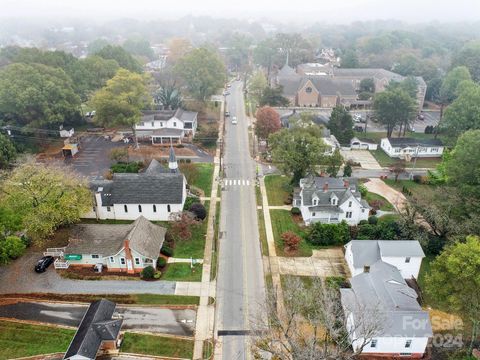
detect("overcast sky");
top-left (1, 0), bottom-right (479, 23)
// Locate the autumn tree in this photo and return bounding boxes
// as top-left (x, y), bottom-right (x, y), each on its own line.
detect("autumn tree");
top-left (281, 231), bottom-right (301, 252)
top-left (255, 106), bottom-right (281, 144)
top-left (167, 38), bottom-right (191, 65)
top-left (91, 69), bottom-right (152, 147)
top-left (174, 48), bottom-right (226, 102)
top-left (1, 161), bottom-right (91, 244)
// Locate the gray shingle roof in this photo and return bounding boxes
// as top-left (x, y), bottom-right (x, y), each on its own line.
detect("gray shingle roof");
top-left (145, 159), bottom-right (169, 174)
top-left (302, 77), bottom-right (357, 96)
top-left (175, 108), bottom-right (197, 122)
top-left (386, 137), bottom-right (444, 148)
top-left (66, 216), bottom-right (166, 259)
top-left (63, 299), bottom-right (122, 360)
top-left (152, 128), bottom-right (184, 136)
top-left (341, 261), bottom-right (432, 338)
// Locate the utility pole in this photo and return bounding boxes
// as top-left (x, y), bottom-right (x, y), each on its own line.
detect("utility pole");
top-left (409, 146), bottom-right (419, 180)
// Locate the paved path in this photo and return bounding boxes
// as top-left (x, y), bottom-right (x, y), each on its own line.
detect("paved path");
top-left (276, 249), bottom-right (348, 277)
top-left (0, 301), bottom-right (196, 336)
top-left (364, 178), bottom-right (407, 211)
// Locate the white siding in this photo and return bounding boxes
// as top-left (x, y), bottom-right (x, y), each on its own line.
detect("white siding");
top-left (381, 256), bottom-right (423, 279)
top-left (380, 138), bottom-right (444, 159)
top-left (113, 203), bottom-right (183, 221)
top-left (355, 336), bottom-right (429, 355)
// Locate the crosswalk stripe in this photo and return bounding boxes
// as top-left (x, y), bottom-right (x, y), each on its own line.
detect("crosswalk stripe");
top-left (246, 180), bottom-right (250, 186)
top-left (223, 179), bottom-right (253, 186)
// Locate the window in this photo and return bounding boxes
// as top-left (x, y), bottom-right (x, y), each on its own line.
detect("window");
top-left (144, 258), bottom-right (153, 264)
top-left (395, 148), bottom-right (401, 153)
top-left (151, 121), bottom-right (154, 127)
top-left (405, 340), bottom-right (412, 348)
top-left (370, 339), bottom-right (377, 348)
top-left (124, 205), bottom-right (128, 213)
top-left (313, 199), bottom-right (318, 205)
top-left (109, 257), bottom-right (115, 263)
top-left (92, 254), bottom-right (99, 259)
top-left (405, 257), bottom-right (411, 263)
top-left (160, 122), bottom-right (164, 127)
top-left (430, 147), bottom-right (439, 152)
top-left (305, 87), bottom-right (313, 93)
top-left (138, 205), bottom-right (142, 213)
top-left (348, 201), bottom-right (352, 208)
top-left (106, 206), bottom-right (111, 212)
top-left (312, 212), bottom-right (316, 217)
top-left (346, 211), bottom-right (352, 219)
top-left (364, 265), bottom-right (370, 273)
top-left (331, 199), bottom-right (336, 205)
top-left (120, 257), bottom-right (126, 265)
top-left (135, 258), bottom-right (140, 265)
top-left (167, 204), bottom-right (171, 212)
top-left (153, 204), bottom-right (157, 213)
top-left (139, 122), bottom-right (145, 126)
top-left (173, 121), bottom-right (177, 127)
top-left (184, 122), bottom-right (192, 129)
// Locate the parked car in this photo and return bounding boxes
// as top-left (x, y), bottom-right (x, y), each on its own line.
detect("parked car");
top-left (223, 91), bottom-right (230, 96)
top-left (225, 111), bottom-right (230, 117)
top-left (35, 256), bottom-right (54, 273)
top-left (417, 113), bottom-right (425, 120)
top-left (353, 114), bottom-right (362, 122)
top-left (353, 125), bottom-right (364, 132)
top-left (231, 116), bottom-right (238, 125)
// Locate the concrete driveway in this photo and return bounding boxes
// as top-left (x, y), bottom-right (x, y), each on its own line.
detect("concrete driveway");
top-left (340, 149), bottom-right (382, 170)
top-left (277, 248), bottom-right (348, 277)
top-left (363, 178), bottom-right (407, 211)
top-left (0, 301), bottom-right (195, 336)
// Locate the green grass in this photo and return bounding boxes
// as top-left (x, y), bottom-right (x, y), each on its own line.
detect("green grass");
top-left (417, 255), bottom-right (435, 307)
top-left (270, 209), bottom-right (311, 257)
top-left (0, 321), bottom-right (74, 359)
top-left (135, 294), bottom-right (200, 305)
top-left (191, 163), bottom-right (214, 195)
top-left (382, 179), bottom-right (432, 198)
top-left (174, 201), bottom-right (210, 259)
top-left (264, 175), bottom-right (292, 206)
top-left (370, 148), bottom-right (441, 168)
top-left (258, 209), bottom-right (269, 256)
top-left (162, 263), bottom-right (203, 282)
top-left (377, 213), bottom-right (401, 222)
top-left (211, 200), bottom-right (221, 281)
top-left (364, 191), bottom-right (395, 211)
top-left (121, 333), bottom-right (194, 358)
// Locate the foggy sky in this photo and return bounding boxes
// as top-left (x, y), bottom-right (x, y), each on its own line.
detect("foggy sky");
top-left (1, 0), bottom-right (480, 23)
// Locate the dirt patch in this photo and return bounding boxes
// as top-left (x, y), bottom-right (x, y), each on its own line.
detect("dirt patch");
top-left (59, 267), bottom-right (140, 281)
top-left (128, 146), bottom-right (196, 163)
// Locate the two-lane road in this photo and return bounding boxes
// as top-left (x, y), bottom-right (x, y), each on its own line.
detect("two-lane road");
top-left (215, 82), bottom-right (266, 359)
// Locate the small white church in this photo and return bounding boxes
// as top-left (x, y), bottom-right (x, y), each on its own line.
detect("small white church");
top-left (84, 147), bottom-right (187, 221)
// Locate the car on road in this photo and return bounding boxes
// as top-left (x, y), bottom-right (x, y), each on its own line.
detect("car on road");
top-left (417, 113), bottom-right (425, 120)
top-left (223, 91), bottom-right (230, 96)
top-left (353, 114), bottom-right (362, 122)
top-left (231, 116), bottom-right (238, 125)
top-left (35, 256), bottom-right (54, 273)
top-left (225, 111), bottom-right (230, 117)
top-left (227, 84), bottom-right (232, 88)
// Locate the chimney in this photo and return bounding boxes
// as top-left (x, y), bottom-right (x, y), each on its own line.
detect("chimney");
top-left (344, 180), bottom-right (349, 188)
top-left (323, 182), bottom-right (329, 192)
top-left (363, 265), bottom-right (370, 273)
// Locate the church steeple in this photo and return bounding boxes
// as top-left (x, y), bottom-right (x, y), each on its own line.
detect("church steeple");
top-left (168, 144), bottom-right (178, 173)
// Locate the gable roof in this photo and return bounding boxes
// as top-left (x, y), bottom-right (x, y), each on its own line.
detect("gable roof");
top-left (174, 108), bottom-right (197, 122)
top-left (63, 299), bottom-right (122, 360)
top-left (386, 137), bottom-right (444, 148)
top-left (142, 108), bottom-right (198, 123)
top-left (66, 217), bottom-right (166, 259)
top-left (340, 261), bottom-right (432, 338)
top-left (346, 240), bottom-right (425, 269)
top-left (145, 159), bottom-right (169, 174)
top-left (302, 77), bottom-right (357, 96)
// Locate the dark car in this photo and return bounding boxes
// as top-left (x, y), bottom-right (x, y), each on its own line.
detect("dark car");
top-left (35, 256), bottom-right (54, 273)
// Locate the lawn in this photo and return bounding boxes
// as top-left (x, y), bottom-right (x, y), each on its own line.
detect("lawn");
top-left (382, 179), bottom-right (434, 199)
top-left (173, 201), bottom-right (210, 259)
top-left (417, 255), bottom-right (435, 307)
top-left (162, 263), bottom-right (203, 282)
top-left (371, 149), bottom-right (441, 168)
top-left (0, 321), bottom-right (74, 359)
top-left (264, 175), bottom-right (292, 206)
top-left (1, 293), bottom-right (200, 305)
top-left (270, 209), bottom-right (312, 257)
top-left (122, 333), bottom-right (194, 358)
top-left (364, 191), bottom-right (395, 211)
top-left (191, 163), bottom-right (214, 196)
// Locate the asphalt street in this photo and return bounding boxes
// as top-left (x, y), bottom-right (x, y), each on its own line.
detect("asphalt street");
top-left (0, 301), bottom-right (196, 336)
top-left (215, 81), bottom-right (266, 360)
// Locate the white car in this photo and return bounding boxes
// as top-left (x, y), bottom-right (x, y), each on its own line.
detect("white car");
top-left (231, 116), bottom-right (238, 125)
top-left (353, 114), bottom-right (362, 122)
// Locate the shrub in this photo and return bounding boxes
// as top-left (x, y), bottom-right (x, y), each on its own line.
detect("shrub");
top-left (343, 164), bottom-right (352, 177)
top-left (413, 174), bottom-right (422, 183)
top-left (370, 199), bottom-right (384, 211)
top-left (160, 246), bottom-right (174, 257)
top-left (368, 215), bottom-right (378, 225)
top-left (141, 265), bottom-right (155, 279)
top-left (291, 207), bottom-right (301, 216)
top-left (307, 221), bottom-right (350, 246)
top-left (184, 196), bottom-right (200, 211)
top-left (283, 194), bottom-right (293, 205)
top-left (281, 231), bottom-right (301, 251)
top-left (358, 220), bottom-right (368, 226)
top-left (0, 236), bottom-right (26, 264)
top-left (110, 161), bottom-right (143, 173)
top-left (358, 184), bottom-right (368, 197)
top-left (326, 276), bottom-right (349, 289)
top-left (157, 257), bottom-right (167, 268)
top-left (154, 271), bottom-right (162, 279)
top-left (190, 203), bottom-right (207, 220)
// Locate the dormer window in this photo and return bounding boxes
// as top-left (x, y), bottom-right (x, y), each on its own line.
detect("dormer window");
top-left (305, 86), bottom-right (313, 93)
top-left (313, 199), bottom-right (318, 205)
top-left (331, 198), bottom-right (337, 205)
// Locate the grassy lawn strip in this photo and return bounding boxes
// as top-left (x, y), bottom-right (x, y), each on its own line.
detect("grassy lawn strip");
top-left (370, 148), bottom-right (441, 169)
top-left (382, 179), bottom-right (433, 199)
top-left (0, 320), bottom-right (74, 359)
top-left (364, 191), bottom-right (395, 211)
top-left (417, 255), bottom-right (435, 307)
top-left (162, 263), bottom-right (203, 282)
top-left (122, 333), bottom-right (193, 359)
top-left (191, 163), bottom-right (214, 195)
top-left (270, 209), bottom-right (311, 257)
top-left (2, 293), bottom-right (199, 306)
top-left (174, 201), bottom-right (210, 259)
top-left (264, 175), bottom-right (291, 206)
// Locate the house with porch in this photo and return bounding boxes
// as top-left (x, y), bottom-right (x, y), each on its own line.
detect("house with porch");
top-left (293, 177), bottom-right (370, 225)
top-left (380, 137), bottom-right (444, 158)
top-left (60, 216), bottom-right (166, 273)
top-left (136, 108), bottom-right (198, 144)
top-left (84, 149), bottom-right (186, 221)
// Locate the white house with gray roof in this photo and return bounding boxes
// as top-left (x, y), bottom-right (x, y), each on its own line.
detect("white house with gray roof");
top-left (64, 216), bottom-right (166, 274)
top-left (344, 240), bottom-right (425, 279)
top-left (381, 137), bottom-right (444, 159)
top-left (136, 108), bottom-right (198, 144)
top-left (341, 261), bottom-right (432, 358)
top-left (293, 177), bottom-right (370, 225)
top-left (84, 154), bottom-right (186, 221)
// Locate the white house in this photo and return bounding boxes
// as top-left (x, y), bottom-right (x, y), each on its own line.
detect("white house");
top-left (344, 240), bottom-right (425, 279)
top-left (293, 177), bottom-right (370, 225)
top-left (350, 137), bottom-right (378, 150)
top-left (380, 137), bottom-right (444, 159)
top-left (340, 261), bottom-right (432, 358)
top-left (84, 149), bottom-right (186, 221)
top-left (62, 216), bottom-right (166, 274)
top-left (136, 108), bottom-right (198, 144)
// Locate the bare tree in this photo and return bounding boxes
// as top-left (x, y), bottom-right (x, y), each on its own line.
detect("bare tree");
top-left (251, 277), bottom-right (384, 359)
